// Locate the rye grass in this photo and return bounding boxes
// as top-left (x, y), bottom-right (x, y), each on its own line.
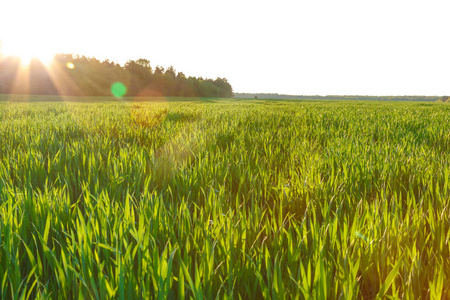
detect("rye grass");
top-left (0, 98), bottom-right (449, 299)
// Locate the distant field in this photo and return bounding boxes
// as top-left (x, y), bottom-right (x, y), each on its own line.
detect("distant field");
top-left (0, 97), bottom-right (449, 299)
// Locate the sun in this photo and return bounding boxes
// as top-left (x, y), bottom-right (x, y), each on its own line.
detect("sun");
top-left (1, 40), bottom-right (54, 66)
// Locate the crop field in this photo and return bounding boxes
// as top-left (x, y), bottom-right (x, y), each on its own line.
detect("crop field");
top-left (0, 97), bottom-right (449, 299)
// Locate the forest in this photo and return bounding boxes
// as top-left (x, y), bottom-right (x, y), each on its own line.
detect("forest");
top-left (0, 54), bottom-right (233, 98)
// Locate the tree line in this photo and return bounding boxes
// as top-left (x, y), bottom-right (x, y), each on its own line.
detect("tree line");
top-left (234, 93), bottom-right (441, 102)
top-left (0, 54), bottom-right (233, 98)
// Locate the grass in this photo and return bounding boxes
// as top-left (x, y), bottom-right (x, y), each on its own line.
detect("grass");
top-left (0, 97), bottom-right (449, 299)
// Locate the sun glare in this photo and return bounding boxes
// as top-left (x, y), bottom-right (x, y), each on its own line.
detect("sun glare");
top-left (2, 42), bottom-right (54, 66)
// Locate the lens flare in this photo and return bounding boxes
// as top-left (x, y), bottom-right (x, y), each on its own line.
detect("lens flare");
top-left (355, 231), bottom-right (368, 242)
top-left (111, 82), bottom-right (127, 97)
top-left (66, 62), bottom-right (75, 69)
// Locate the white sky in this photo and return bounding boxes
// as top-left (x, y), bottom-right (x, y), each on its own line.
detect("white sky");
top-left (1, 0), bottom-right (449, 95)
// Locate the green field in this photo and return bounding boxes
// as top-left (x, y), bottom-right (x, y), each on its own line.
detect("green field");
top-left (0, 97), bottom-right (449, 299)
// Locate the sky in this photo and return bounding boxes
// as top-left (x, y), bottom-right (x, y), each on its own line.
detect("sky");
top-left (1, 0), bottom-right (449, 96)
